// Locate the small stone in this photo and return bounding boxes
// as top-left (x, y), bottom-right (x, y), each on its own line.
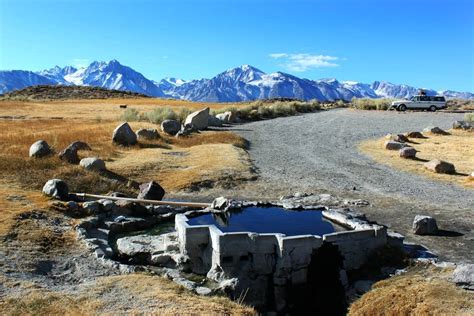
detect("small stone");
top-left (452, 121), bottom-right (472, 130)
top-left (211, 197), bottom-right (229, 211)
top-left (424, 159), bottom-right (455, 174)
top-left (58, 146), bottom-right (79, 164)
top-left (406, 131), bottom-right (425, 138)
top-left (412, 215), bottom-right (438, 235)
top-left (385, 141), bottom-right (410, 150)
top-left (195, 286), bottom-right (212, 296)
top-left (80, 157), bottom-right (106, 171)
top-left (394, 134), bottom-right (409, 143)
top-left (42, 179), bottom-right (69, 200)
top-left (29, 140), bottom-right (52, 158)
top-left (137, 181), bottom-right (165, 201)
top-left (399, 147), bottom-right (417, 159)
top-left (136, 128), bottom-right (159, 140)
top-left (423, 126), bottom-right (449, 135)
top-left (451, 264), bottom-right (474, 290)
top-left (161, 120), bottom-right (181, 135)
top-left (82, 201), bottom-right (103, 215)
top-left (112, 122), bottom-right (137, 146)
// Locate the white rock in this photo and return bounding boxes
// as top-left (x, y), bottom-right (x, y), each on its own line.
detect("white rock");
top-left (80, 157), bottom-right (106, 171)
top-left (412, 215), bottom-right (438, 235)
top-left (184, 108), bottom-right (210, 130)
top-left (29, 140), bottom-right (52, 158)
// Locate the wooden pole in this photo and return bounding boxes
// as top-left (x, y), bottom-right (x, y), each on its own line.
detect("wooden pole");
top-left (73, 193), bottom-right (211, 208)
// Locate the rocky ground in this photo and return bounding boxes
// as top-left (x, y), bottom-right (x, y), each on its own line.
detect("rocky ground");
top-left (193, 109), bottom-right (473, 263)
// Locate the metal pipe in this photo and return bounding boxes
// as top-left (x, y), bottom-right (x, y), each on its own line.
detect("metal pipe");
top-left (73, 193), bottom-right (211, 208)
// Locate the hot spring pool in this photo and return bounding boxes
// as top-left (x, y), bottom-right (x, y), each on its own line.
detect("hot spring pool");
top-left (187, 206), bottom-right (337, 236)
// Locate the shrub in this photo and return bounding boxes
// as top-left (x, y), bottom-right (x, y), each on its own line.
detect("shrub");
top-left (145, 107), bottom-right (178, 124)
top-left (177, 108), bottom-right (192, 123)
top-left (464, 113), bottom-right (474, 122)
top-left (120, 108), bottom-right (141, 121)
top-left (351, 98), bottom-right (392, 110)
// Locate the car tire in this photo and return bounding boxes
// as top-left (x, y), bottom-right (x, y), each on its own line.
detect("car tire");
top-left (399, 104), bottom-right (407, 112)
top-left (429, 105), bottom-right (437, 112)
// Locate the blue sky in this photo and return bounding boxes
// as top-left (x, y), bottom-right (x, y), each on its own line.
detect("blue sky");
top-left (0, 0), bottom-right (472, 91)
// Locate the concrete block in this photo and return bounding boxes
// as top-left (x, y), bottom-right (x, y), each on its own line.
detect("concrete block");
top-left (323, 229), bottom-right (375, 243)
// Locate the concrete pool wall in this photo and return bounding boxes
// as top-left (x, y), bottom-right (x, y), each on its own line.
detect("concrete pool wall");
top-left (176, 211), bottom-right (388, 310)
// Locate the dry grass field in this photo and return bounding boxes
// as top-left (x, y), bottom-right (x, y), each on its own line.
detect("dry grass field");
top-left (359, 129), bottom-right (474, 188)
top-left (0, 98), bottom-right (243, 120)
top-left (0, 99), bottom-right (256, 314)
top-left (349, 265), bottom-right (474, 315)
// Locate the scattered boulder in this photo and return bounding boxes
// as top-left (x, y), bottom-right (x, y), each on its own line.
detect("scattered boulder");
top-left (161, 119), bottom-right (181, 135)
top-left (59, 141), bottom-right (92, 164)
top-left (80, 157), bottom-right (106, 172)
top-left (406, 131), bottom-right (425, 138)
top-left (453, 120), bottom-right (473, 130)
top-left (136, 128), bottom-right (159, 140)
top-left (399, 147), bottom-right (417, 159)
top-left (68, 141), bottom-right (91, 151)
top-left (208, 115), bottom-right (223, 127)
top-left (112, 122), bottom-right (137, 146)
top-left (384, 141), bottom-right (411, 150)
top-left (58, 146), bottom-right (79, 164)
top-left (29, 140), bottom-right (52, 158)
top-left (451, 264), bottom-right (474, 290)
top-left (412, 215), bottom-right (439, 235)
top-left (137, 181), bottom-right (165, 201)
top-left (82, 201), bottom-right (104, 215)
top-left (184, 107), bottom-right (209, 130)
top-left (423, 126), bottom-right (449, 135)
top-left (42, 179), bottom-right (69, 200)
top-left (211, 197), bottom-right (230, 212)
top-left (424, 159), bottom-right (455, 174)
top-left (176, 124), bottom-right (199, 137)
top-left (394, 134), bottom-right (409, 143)
top-left (216, 111), bottom-right (235, 123)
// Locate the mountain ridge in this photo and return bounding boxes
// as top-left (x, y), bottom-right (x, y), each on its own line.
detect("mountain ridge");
top-left (1, 60), bottom-right (472, 101)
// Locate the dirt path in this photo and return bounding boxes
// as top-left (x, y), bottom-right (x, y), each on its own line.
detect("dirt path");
top-left (229, 109), bottom-right (473, 262)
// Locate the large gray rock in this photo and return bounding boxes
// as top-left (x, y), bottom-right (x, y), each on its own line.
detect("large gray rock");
top-left (216, 112), bottom-right (231, 123)
top-left (424, 159), bottom-right (456, 174)
top-left (42, 179), bottom-right (69, 200)
top-left (137, 181), bottom-right (165, 200)
top-left (29, 140), bottom-right (52, 158)
top-left (384, 141), bottom-right (410, 150)
top-left (161, 119), bottom-right (181, 135)
top-left (208, 115), bottom-right (223, 127)
top-left (80, 157), bottom-right (106, 171)
top-left (116, 235), bottom-right (163, 257)
top-left (112, 122), bottom-right (137, 146)
top-left (184, 108), bottom-right (209, 130)
top-left (451, 264), bottom-right (474, 290)
top-left (399, 147), bottom-right (417, 159)
top-left (136, 128), bottom-right (159, 140)
top-left (423, 126), bottom-right (449, 135)
top-left (412, 215), bottom-right (438, 235)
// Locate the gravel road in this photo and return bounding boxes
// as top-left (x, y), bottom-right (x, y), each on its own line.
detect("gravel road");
top-left (232, 109), bottom-right (474, 262)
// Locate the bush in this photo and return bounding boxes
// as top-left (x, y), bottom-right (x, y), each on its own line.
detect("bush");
top-left (177, 108), bottom-right (192, 123)
top-left (120, 108), bottom-right (141, 121)
top-left (145, 107), bottom-right (178, 124)
top-left (351, 98), bottom-right (392, 110)
top-left (464, 113), bottom-right (474, 122)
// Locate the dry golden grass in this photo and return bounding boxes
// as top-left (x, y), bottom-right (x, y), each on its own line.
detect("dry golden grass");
top-left (359, 130), bottom-right (474, 188)
top-left (349, 267), bottom-right (474, 316)
top-left (0, 274), bottom-right (255, 315)
top-left (0, 98), bottom-right (245, 120)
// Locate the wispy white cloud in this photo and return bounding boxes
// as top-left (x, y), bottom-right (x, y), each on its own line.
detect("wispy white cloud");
top-left (71, 58), bottom-right (90, 68)
top-left (269, 53), bottom-right (340, 72)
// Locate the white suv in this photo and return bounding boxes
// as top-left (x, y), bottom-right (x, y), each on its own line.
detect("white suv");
top-left (390, 95), bottom-right (447, 111)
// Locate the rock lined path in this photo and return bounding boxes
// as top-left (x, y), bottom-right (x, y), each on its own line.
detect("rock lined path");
top-left (232, 109), bottom-right (473, 262)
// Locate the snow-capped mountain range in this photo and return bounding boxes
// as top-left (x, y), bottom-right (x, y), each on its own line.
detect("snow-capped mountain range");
top-left (1, 60), bottom-right (472, 101)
